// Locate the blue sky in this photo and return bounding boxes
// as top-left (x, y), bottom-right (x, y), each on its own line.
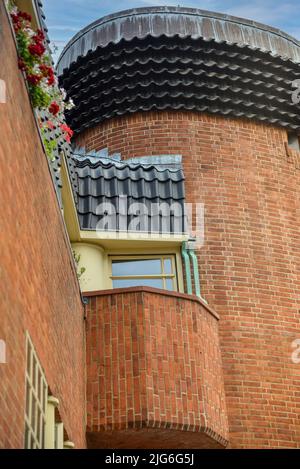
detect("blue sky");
top-left (43, 0), bottom-right (300, 63)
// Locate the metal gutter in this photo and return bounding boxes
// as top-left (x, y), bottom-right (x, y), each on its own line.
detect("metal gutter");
top-left (181, 242), bottom-right (192, 295)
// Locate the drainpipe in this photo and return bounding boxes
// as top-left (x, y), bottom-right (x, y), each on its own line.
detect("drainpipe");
top-left (188, 246), bottom-right (201, 299)
top-left (186, 240), bottom-right (207, 303)
top-left (181, 242), bottom-right (192, 295)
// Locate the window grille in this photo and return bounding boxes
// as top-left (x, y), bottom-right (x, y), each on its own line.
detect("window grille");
top-left (24, 334), bottom-right (48, 449)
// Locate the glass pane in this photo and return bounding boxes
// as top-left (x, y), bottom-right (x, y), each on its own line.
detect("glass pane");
top-left (112, 259), bottom-right (162, 276)
top-left (41, 422), bottom-right (45, 448)
top-left (26, 345), bottom-right (31, 377)
top-left (164, 258), bottom-right (172, 274)
top-left (37, 371), bottom-right (41, 400)
top-left (113, 278), bottom-right (164, 289)
top-left (36, 408), bottom-right (41, 443)
top-left (25, 382), bottom-right (30, 416)
top-left (24, 425), bottom-right (29, 449)
top-left (165, 278), bottom-right (174, 291)
top-left (32, 359), bottom-right (36, 388)
top-left (42, 384), bottom-right (46, 412)
top-left (31, 399), bottom-right (36, 432)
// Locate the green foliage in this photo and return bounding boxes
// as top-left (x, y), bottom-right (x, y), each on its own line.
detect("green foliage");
top-left (9, 2), bottom-right (74, 163)
top-left (30, 85), bottom-right (51, 109)
top-left (40, 127), bottom-right (56, 162)
top-left (16, 30), bottom-right (30, 59)
top-left (72, 250), bottom-right (86, 280)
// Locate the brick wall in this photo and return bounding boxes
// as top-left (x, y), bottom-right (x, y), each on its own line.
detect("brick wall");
top-left (84, 287), bottom-right (229, 449)
top-left (0, 4), bottom-right (86, 448)
top-left (76, 111), bottom-right (300, 448)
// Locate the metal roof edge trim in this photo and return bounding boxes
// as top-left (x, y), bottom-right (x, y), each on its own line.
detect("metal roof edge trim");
top-left (57, 6), bottom-right (300, 69)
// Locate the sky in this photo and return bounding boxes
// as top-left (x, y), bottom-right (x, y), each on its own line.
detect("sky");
top-left (42, 0), bottom-right (300, 63)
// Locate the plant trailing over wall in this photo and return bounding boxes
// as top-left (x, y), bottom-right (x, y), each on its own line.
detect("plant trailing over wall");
top-left (8, 3), bottom-right (74, 161)
top-left (72, 250), bottom-right (86, 281)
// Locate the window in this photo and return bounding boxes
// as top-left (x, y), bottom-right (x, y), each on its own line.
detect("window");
top-left (24, 334), bottom-right (72, 449)
top-left (24, 334), bottom-right (48, 449)
top-left (288, 132), bottom-right (300, 151)
top-left (110, 255), bottom-right (177, 291)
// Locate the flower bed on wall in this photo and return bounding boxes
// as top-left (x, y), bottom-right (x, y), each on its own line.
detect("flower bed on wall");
top-left (8, 4), bottom-right (74, 161)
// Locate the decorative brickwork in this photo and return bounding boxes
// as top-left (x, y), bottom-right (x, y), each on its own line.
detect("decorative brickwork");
top-left (84, 287), bottom-right (229, 449)
top-left (77, 111), bottom-right (300, 448)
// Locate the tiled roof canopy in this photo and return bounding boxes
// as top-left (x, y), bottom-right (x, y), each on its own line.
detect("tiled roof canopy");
top-left (73, 156), bottom-right (186, 234)
top-left (57, 7), bottom-right (300, 134)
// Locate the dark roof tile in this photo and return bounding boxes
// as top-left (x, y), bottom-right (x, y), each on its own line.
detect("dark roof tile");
top-left (59, 36), bottom-right (300, 134)
top-left (72, 158), bottom-right (186, 234)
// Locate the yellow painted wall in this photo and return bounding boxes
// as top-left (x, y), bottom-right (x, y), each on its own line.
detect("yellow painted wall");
top-left (71, 243), bottom-right (107, 292)
top-left (72, 242), bottom-right (184, 293)
top-left (62, 154), bottom-right (186, 294)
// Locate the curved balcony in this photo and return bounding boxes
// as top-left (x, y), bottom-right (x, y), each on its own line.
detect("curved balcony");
top-left (84, 287), bottom-right (229, 448)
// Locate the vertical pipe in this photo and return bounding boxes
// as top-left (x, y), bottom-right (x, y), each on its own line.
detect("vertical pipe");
top-left (189, 248), bottom-right (201, 298)
top-left (181, 242), bottom-right (192, 295)
top-left (188, 244), bottom-right (207, 303)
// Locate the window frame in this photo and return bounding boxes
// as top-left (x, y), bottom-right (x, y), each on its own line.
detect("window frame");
top-left (109, 254), bottom-right (179, 291)
top-left (24, 333), bottom-right (48, 449)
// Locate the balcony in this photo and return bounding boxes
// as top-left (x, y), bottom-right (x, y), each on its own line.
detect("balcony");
top-left (84, 287), bottom-right (229, 448)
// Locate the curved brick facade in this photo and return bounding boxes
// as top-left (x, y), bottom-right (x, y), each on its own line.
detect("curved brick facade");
top-left (84, 287), bottom-right (229, 449)
top-left (76, 111), bottom-right (300, 448)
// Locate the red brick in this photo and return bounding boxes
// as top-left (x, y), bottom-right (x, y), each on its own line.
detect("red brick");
top-left (0, 4), bottom-right (86, 449)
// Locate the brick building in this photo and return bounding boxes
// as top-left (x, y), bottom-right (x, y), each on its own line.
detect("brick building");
top-left (1, 1), bottom-right (300, 449)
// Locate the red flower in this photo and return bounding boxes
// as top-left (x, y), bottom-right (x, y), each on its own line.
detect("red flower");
top-left (27, 74), bottom-right (43, 85)
top-left (39, 64), bottom-right (56, 85)
top-left (28, 43), bottom-right (46, 57)
top-left (33, 33), bottom-right (45, 45)
top-left (35, 29), bottom-right (45, 41)
top-left (11, 11), bottom-right (32, 29)
top-left (11, 13), bottom-right (20, 24)
top-left (18, 59), bottom-right (27, 72)
top-left (49, 102), bottom-right (60, 116)
top-left (60, 124), bottom-right (73, 135)
top-left (10, 13), bottom-right (21, 23)
top-left (11, 14), bottom-right (22, 31)
top-left (47, 121), bottom-right (55, 130)
top-left (18, 11), bottom-right (32, 22)
top-left (39, 64), bottom-right (52, 75)
top-left (47, 75), bottom-right (55, 86)
top-left (13, 22), bottom-right (22, 32)
top-left (60, 123), bottom-right (74, 143)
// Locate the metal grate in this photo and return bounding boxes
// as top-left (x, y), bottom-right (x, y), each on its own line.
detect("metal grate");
top-left (24, 334), bottom-right (48, 449)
